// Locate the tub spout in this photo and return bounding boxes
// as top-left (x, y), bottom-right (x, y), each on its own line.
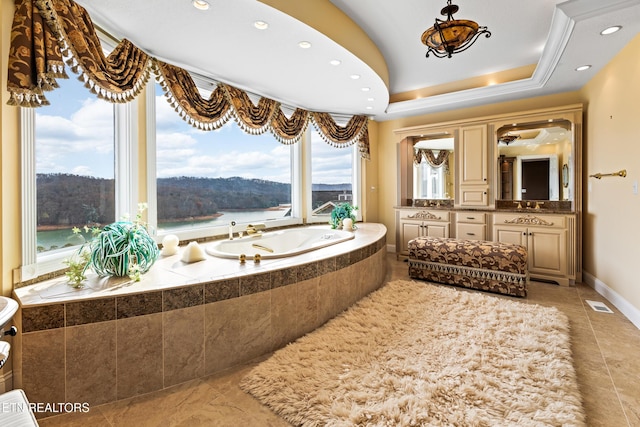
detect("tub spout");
top-left (229, 221), bottom-right (236, 240)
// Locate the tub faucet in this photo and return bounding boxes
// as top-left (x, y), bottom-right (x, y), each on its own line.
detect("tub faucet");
top-left (229, 221), bottom-right (236, 240)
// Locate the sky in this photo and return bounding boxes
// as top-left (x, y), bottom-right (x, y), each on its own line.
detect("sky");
top-left (35, 76), bottom-right (353, 185)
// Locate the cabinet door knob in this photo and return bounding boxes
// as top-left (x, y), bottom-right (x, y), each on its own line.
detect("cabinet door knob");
top-left (523, 232), bottom-right (527, 236)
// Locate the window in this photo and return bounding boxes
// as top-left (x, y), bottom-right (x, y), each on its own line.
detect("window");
top-left (415, 161), bottom-right (446, 199)
top-left (150, 83), bottom-right (298, 241)
top-left (34, 76), bottom-right (116, 255)
top-left (307, 128), bottom-right (360, 222)
top-left (21, 48), bottom-right (137, 279)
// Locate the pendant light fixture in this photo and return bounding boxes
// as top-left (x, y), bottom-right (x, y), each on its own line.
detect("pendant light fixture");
top-left (421, 0), bottom-right (491, 58)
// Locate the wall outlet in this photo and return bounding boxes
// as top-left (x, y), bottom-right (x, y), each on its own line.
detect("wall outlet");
top-left (633, 180), bottom-right (638, 195)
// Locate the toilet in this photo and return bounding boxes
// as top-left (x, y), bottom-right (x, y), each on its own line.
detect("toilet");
top-left (0, 296), bottom-right (39, 426)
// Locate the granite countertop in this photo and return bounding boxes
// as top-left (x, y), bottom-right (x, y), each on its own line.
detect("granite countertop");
top-left (395, 206), bottom-right (576, 215)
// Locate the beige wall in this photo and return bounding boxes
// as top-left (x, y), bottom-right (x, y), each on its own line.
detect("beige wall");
top-left (580, 33), bottom-right (640, 312)
top-left (1, 0), bottom-right (20, 297)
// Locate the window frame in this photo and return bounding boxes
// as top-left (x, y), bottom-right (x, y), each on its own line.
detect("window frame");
top-left (145, 82), bottom-right (302, 244)
top-left (304, 126), bottom-right (362, 224)
top-left (20, 99), bottom-right (137, 281)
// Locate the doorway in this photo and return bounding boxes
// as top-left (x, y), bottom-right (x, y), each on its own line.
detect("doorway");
top-left (521, 159), bottom-right (549, 200)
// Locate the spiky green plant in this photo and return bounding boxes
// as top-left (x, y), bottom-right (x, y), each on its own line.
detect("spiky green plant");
top-left (329, 203), bottom-right (358, 229)
top-left (63, 203), bottom-right (159, 288)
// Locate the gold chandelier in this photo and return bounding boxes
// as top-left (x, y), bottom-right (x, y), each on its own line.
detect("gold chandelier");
top-left (498, 134), bottom-right (520, 145)
top-left (421, 0), bottom-right (491, 58)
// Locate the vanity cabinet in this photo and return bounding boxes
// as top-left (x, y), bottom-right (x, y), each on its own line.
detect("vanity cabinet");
top-left (458, 124), bottom-right (489, 207)
top-left (394, 104), bottom-right (583, 286)
top-left (455, 212), bottom-right (486, 240)
top-left (493, 213), bottom-right (575, 286)
top-left (396, 209), bottom-right (450, 256)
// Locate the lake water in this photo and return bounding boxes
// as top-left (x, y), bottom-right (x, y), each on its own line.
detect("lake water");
top-left (37, 209), bottom-right (291, 253)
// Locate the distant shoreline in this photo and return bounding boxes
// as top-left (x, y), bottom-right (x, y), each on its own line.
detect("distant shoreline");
top-left (36, 208), bottom-right (290, 231)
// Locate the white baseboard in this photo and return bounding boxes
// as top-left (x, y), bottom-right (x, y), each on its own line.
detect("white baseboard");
top-left (582, 271), bottom-right (640, 330)
top-left (0, 371), bottom-right (13, 394)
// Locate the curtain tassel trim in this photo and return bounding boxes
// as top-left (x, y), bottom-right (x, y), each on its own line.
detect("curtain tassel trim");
top-left (8, 0), bottom-right (371, 159)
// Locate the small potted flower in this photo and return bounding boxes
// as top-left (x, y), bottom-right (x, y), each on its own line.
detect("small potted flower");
top-left (329, 203), bottom-right (358, 230)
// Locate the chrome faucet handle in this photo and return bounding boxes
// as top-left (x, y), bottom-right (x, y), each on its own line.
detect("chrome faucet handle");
top-left (229, 221), bottom-right (237, 240)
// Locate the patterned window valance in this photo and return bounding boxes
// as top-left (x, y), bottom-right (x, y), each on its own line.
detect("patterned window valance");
top-left (414, 149), bottom-right (450, 170)
top-left (6, 0), bottom-right (370, 158)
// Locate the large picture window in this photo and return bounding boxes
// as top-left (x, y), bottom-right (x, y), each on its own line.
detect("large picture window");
top-left (308, 129), bottom-right (358, 221)
top-left (21, 45), bottom-right (137, 279)
top-left (152, 84), bottom-right (295, 238)
top-left (34, 76), bottom-right (116, 254)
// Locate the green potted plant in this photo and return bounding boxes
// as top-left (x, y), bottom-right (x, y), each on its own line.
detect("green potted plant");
top-left (329, 203), bottom-right (358, 230)
top-left (64, 203), bottom-right (159, 288)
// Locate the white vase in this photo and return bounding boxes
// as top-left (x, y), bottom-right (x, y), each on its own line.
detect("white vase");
top-left (342, 218), bottom-right (353, 231)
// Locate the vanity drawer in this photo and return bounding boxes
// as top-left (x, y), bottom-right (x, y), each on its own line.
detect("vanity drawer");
top-left (457, 212), bottom-right (486, 224)
top-left (456, 223), bottom-right (486, 240)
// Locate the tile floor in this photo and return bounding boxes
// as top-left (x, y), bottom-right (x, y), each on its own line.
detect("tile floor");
top-left (37, 254), bottom-right (640, 426)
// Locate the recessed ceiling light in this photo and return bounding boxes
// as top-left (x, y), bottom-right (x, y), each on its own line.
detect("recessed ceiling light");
top-left (361, 87), bottom-right (370, 92)
top-left (350, 74), bottom-right (361, 80)
top-left (367, 97), bottom-right (375, 102)
top-left (192, 0), bottom-right (209, 11)
top-left (329, 59), bottom-right (341, 66)
top-left (254, 20), bottom-right (269, 30)
top-left (575, 65), bottom-right (592, 71)
top-left (600, 26), bottom-right (622, 35)
top-left (366, 106), bottom-right (373, 110)
top-left (298, 41), bottom-right (312, 49)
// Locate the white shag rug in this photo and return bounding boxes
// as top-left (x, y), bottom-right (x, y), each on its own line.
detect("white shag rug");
top-left (240, 280), bottom-right (586, 427)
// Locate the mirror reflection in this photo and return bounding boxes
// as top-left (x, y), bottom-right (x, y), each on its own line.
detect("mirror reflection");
top-left (496, 120), bottom-right (573, 201)
top-left (413, 137), bottom-right (454, 200)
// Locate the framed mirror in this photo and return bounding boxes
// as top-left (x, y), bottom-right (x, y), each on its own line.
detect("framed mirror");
top-left (496, 119), bottom-right (573, 203)
top-left (397, 129), bottom-right (456, 207)
top-left (412, 137), bottom-right (454, 200)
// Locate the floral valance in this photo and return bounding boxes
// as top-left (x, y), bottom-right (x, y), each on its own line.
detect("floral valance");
top-left (414, 148), bottom-right (450, 171)
top-left (153, 60), bottom-right (312, 145)
top-left (6, 0), bottom-right (370, 157)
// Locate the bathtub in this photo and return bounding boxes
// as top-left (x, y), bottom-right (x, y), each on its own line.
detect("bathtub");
top-left (13, 223), bottom-right (387, 413)
top-left (206, 225), bottom-right (355, 259)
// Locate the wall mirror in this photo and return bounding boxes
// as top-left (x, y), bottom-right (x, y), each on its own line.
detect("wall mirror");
top-left (413, 137), bottom-right (455, 200)
top-left (496, 119), bottom-right (573, 202)
top-left (397, 129), bottom-right (456, 206)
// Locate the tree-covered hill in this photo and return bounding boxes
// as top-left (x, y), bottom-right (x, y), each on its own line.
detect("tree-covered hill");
top-left (156, 176), bottom-right (291, 221)
top-left (37, 174), bottom-right (293, 226)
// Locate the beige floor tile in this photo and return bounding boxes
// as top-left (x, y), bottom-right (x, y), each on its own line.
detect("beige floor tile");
top-left (30, 254), bottom-right (640, 426)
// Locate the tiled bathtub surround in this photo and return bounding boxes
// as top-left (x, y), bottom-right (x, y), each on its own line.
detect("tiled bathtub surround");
top-left (12, 223), bottom-right (387, 418)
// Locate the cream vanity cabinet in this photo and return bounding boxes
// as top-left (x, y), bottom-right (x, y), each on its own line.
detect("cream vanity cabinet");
top-left (458, 124), bottom-right (489, 207)
top-left (396, 209), bottom-right (451, 257)
top-left (455, 212), bottom-right (486, 241)
top-left (493, 213), bottom-right (576, 286)
top-left (394, 104), bottom-right (583, 285)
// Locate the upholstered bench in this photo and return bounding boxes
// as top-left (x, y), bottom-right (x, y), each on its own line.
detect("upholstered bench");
top-left (408, 236), bottom-right (529, 297)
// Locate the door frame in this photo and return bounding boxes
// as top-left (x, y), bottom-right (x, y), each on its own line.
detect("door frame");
top-left (515, 154), bottom-right (559, 200)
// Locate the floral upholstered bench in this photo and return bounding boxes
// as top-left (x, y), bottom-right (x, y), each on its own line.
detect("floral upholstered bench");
top-left (408, 236), bottom-right (529, 297)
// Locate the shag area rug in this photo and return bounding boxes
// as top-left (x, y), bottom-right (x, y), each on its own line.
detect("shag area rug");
top-left (240, 280), bottom-right (585, 427)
